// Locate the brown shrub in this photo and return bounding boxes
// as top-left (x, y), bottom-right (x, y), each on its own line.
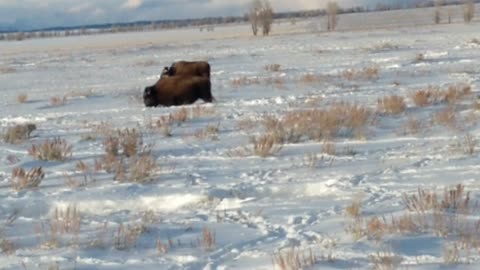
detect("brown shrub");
top-left (127, 154), bottom-right (158, 183)
top-left (231, 76), bottom-right (261, 87)
top-left (202, 227), bottom-right (216, 251)
top-left (251, 133), bottom-right (283, 157)
top-left (17, 94), bottom-right (28, 103)
top-left (433, 107), bottom-right (456, 128)
top-left (50, 205), bottom-right (81, 234)
top-left (377, 95), bottom-right (406, 115)
top-left (299, 73), bottom-right (321, 84)
top-left (404, 116), bottom-right (423, 135)
top-left (410, 89), bottom-right (434, 107)
top-left (342, 66), bottom-right (379, 81)
top-left (415, 53), bottom-right (425, 62)
top-left (264, 64), bottom-right (281, 72)
top-left (443, 84), bottom-right (472, 104)
top-left (50, 96), bottom-right (67, 106)
top-left (194, 124), bottom-right (220, 140)
top-left (28, 138), bottom-right (72, 161)
top-left (272, 247), bottom-right (317, 270)
top-left (11, 167), bottom-right (44, 191)
top-left (3, 124), bottom-right (36, 144)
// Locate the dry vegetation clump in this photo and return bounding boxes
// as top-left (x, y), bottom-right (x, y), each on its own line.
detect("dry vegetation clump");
top-left (0, 66), bottom-right (16, 74)
top-left (231, 76), bottom-right (261, 87)
top-left (264, 76), bottom-right (285, 88)
top-left (50, 205), bottom-right (81, 234)
top-left (135, 59), bottom-right (157, 67)
top-left (264, 64), bottom-right (281, 72)
top-left (49, 96), bottom-right (67, 106)
top-left (345, 184), bottom-right (480, 248)
top-left (170, 107), bottom-right (189, 123)
top-left (377, 95), bottom-right (406, 115)
top-left (433, 107), bottom-right (457, 128)
top-left (150, 115), bottom-right (174, 137)
top-left (17, 93), bottom-right (28, 103)
top-left (403, 116), bottom-right (423, 135)
top-left (0, 237), bottom-right (15, 255)
top-left (3, 123), bottom-right (36, 144)
top-left (250, 133), bottom-right (283, 157)
top-left (272, 247), bottom-right (317, 270)
top-left (415, 53), bottom-right (425, 62)
top-left (410, 88), bottom-right (435, 107)
top-left (442, 84), bottom-right (472, 105)
top-left (463, 0), bottom-right (475, 23)
top-left (342, 66), bottom-right (379, 81)
top-left (470, 38), bottom-right (480, 45)
top-left (236, 117), bottom-right (257, 131)
top-left (462, 133), bottom-right (476, 155)
top-left (371, 42), bottom-right (399, 52)
top-left (322, 141), bottom-right (336, 156)
top-left (269, 102), bottom-right (371, 143)
top-left (369, 250), bottom-right (403, 270)
top-left (202, 227), bottom-right (216, 251)
top-left (28, 137), bottom-right (73, 161)
top-left (10, 167), bottom-right (44, 191)
top-left (114, 223), bottom-right (146, 250)
top-left (98, 128), bottom-right (159, 183)
top-left (194, 124), bottom-right (220, 141)
top-left (66, 89), bottom-right (95, 99)
top-left (299, 73), bottom-right (322, 84)
top-left (190, 105), bottom-right (216, 118)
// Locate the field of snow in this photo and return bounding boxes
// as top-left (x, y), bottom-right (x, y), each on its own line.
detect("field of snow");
top-left (0, 6), bottom-right (480, 270)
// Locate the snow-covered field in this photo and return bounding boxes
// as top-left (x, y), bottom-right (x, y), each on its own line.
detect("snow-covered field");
top-left (1, 7), bottom-right (480, 270)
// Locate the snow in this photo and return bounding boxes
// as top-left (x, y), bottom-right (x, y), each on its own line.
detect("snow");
top-left (1, 5), bottom-right (480, 270)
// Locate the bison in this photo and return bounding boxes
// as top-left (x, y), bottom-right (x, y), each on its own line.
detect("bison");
top-left (143, 76), bottom-right (214, 107)
top-left (161, 61), bottom-right (211, 79)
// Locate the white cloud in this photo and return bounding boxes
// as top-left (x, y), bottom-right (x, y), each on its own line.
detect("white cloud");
top-left (122, 0), bottom-right (143, 9)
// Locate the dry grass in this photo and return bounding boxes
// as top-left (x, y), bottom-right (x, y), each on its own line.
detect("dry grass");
top-left (265, 77), bottom-right (285, 88)
top-left (377, 95), bottom-right (406, 115)
top-left (202, 227), bottom-right (216, 251)
top-left (322, 141), bottom-right (336, 156)
top-left (403, 116), bottom-right (423, 135)
top-left (442, 84), bottom-right (472, 105)
top-left (264, 64), bottom-right (281, 72)
top-left (0, 66), bottom-right (16, 74)
top-left (231, 76), bottom-right (261, 87)
top-left (236, 118), bottom-right (257, 131)
top-left (342, 66), bottom-right (379, 81)
top-left (190, 105), bottom-right (216, 118)
top-left (463, 133), bottom-right (476, 155)
top-left (135, 59), bottom-right (157, 67)
top-left (299, 73), bottom-right (321, 84)
top-left (0, 237), bottom-right (15, 255)
top-left (11, 167), bottom-right (44, 191)
top-left (49, 96), bottom-right (67, 106)
top-left (50, 205), bottom-right (81, 234)
top-left (369, 250), bottom-right (402, 270)
top-left (410, 88), bottom-right (434, 107)
top-left (263, 102), bottom-right (371, 144)
top-left (443, 242), bottom-right (461, 265)
top-left (113, 223), bottom-right (146, 250)
top-left (3, 123), bottom-right (36, 144)
top-left (17, 94), bottom-right (28, 103)
top-left (433, 107), bottom-right (456, 128)
top-left (150, 115), bottom-right (173, 137)
top-left (272, 247), bottom-right (317, 270)
top-left (194, 124), bottom-right (220, 140)
top-left (28, 137), bottom-right (73, 161)
top-left (170, 108), bottom-right (189, 123)
top-left (415, 53), bottom-right (425, 62)
top-left (345, 198), bottom-right (362, 219)
top-left (251, 133), bottom-right (283, 157)
top-left (119, 128), bottom-right (142, 158)
top-left (126, 154), bottom-right (158, 183)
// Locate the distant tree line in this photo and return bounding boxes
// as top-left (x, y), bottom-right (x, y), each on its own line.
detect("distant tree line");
top-left (0, 0), bottom-right (478, 42)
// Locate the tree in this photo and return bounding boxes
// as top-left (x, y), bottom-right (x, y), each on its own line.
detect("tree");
top-left (326, 2), bottom-right (339, 31)
top-left (260, 0), bottom-right (274, 36)
top-left (248, 0), bottom-right (274, 36)
top-left (248, 0), bottom-right (262, 36)
top-left (463, 0), bottom-right (475, 23)
top-left (434, 0), bottom-right (444, 24)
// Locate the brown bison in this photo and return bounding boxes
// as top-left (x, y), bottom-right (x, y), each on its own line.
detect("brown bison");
top-left (143, 76), bottom-right (214, 107)
top-left (161, 61), bottom-right (211, 79)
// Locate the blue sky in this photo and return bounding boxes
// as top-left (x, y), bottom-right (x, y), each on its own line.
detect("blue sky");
top-left (0, 0), bottom-right (418, 30)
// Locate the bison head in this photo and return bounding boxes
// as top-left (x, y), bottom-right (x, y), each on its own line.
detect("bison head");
top-left (143, 86), bottom-right (158, 107)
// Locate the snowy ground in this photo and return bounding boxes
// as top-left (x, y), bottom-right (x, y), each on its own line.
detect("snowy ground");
top-left (0, 6), bottom-right (480, 270)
